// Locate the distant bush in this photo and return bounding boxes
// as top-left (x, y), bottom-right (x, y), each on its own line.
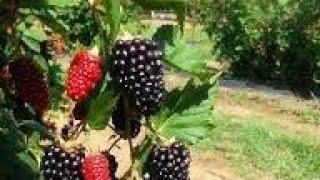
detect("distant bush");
top-left (199, 0), bottom-right (320, 88)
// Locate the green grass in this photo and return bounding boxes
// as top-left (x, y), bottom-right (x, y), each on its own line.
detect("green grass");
top-left (294, 109), bottom-right (320, 125)
top-left (233, 120), bottom-right (320, 179)
top-left (196, 112), bottom-right (320, 179)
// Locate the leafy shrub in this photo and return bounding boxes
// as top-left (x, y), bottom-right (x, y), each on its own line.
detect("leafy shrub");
top-left (200, 0), bottom-right (320, 88)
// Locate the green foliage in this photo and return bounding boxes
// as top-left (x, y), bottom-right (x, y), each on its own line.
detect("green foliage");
top-left (47, 62), bottom-right (65, 109)
top-left (0, 1), bottom-right (220, 179)
top-left (0, 109), bottom-right (43, 180)
top-left (45, 0), bottom-right (81, 7)
top-left (104, 0), bottom-right (122, 45)
top-left (58, 1), bottom-right (100, 46)
top-left (86, 81), bottom-right (118, 130)
top-left (164, 36), bottom-right (211, 79)
top-left (200, 0), bottom-right (320, 87)
top-left (150, 79), bottom-right (218, 144)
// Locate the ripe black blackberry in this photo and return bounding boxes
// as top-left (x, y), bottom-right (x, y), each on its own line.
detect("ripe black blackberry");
top-left (41, 145), bottom-right (84, 180)
top-left (61, 119), bottom-right (84, 141)
top-left (112, 39), bottom-right (165, 116)
top-left (146, 142), bottom-right (191, 180)
top-left (111, 100), bottom-right (142, 138)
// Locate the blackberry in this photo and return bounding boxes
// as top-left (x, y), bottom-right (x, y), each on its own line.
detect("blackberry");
top-left (112, 39), bottom-right (165, 116)
top-left (61, 119), bottom-right (84, 141)
top-left (111, 100), bottom-right (142, 138)
top-left (41, 145), bottom-right (84, 180)
top-left (66, 50), bottom-right (102, 101)
top-left (147, 142), bottom-right (191, 180)
top-left (81, 154), bottom-right (113, 180)
top-left (10, 58), bottom-right (49, 114)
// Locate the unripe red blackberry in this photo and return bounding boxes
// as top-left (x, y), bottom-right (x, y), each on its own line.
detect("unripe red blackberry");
top-left (112, 39), bottom-right (165, 116)
top-left (10, 58), bottom-right (49, 114)
top-left (41, 145), bottom-right (85, 180)
top-left (111, 100), bottom-right (142, 138)
top-left (81, 154), bottom-right (115, 180)
top-left (147, 142), bottom-right (191, 180)
top-left (66, 51), bottom-right (102, 101)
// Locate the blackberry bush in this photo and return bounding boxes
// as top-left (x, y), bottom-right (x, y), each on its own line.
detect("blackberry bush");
top-left (0, 1), bottom-right (217, 179)
top-left (41, 145), bottom-right (85, 180)
top-left (112, 39), bottom-right (165, 116)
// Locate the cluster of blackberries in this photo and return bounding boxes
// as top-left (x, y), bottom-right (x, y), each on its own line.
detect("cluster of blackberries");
top-left (144, 142), bottom-right (191, 180)
top-left (112, 39), bottom-right (165, 116)
top-left (41, 145), bottom-right (85, 180)
top-left (41, 145), bottom-right (118, 180)
top-left (9, 58), bottom-right (49, 114)
top-left (111, 99), bottom-right (142, 139)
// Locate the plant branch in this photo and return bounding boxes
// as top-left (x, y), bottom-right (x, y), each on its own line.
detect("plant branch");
top-left (145, 120), bottom-right (168, 143)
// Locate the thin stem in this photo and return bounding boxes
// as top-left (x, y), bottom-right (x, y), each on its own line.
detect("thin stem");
top-left (107, 136), bottom-right (121, 152)
top-left (121, 95), bottom-right (136, 178)
top-left (145, 120), bottom-right (167, 143)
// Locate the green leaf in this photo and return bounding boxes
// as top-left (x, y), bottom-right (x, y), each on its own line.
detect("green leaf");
top-left (104, 0), bottom-right (121, 44)
top-left (21, 36), bottom-right (40, 53)
top-left (164, 37), bottom-right (210, 79)
top-left (19, 120), bottom-right (55, 140)
top-left (135, 138), bottom-right (154, 174)
top-left (27, 133), bottom-right (44, 168)
top-left (36, 14), bottom-right (69, 34)
top-left (33, 55), bottom-right (49, 74)
top-left (16, 152), bottom-right (40, 179)
top-left (0, 150), bottom-right (39, 180)
top-left (23, 26), bottom-right (47, 42)
top-left (0, 110), bottom-right (40, 179)
top-left (151, 79), bottom-right (218, 145)
top-left (87, 81), bottom-right (118, 130)
top-left (45, 0), bottom-right (80, 7)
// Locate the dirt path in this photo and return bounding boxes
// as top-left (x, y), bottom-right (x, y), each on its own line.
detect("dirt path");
top-left (217, 88), bottom-right (320, 139)
top-left (190, 151), bottom-right (240, 180)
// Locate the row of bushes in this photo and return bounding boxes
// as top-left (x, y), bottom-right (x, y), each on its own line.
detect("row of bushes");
top-left (199, 0), bottom-right (320, 88)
